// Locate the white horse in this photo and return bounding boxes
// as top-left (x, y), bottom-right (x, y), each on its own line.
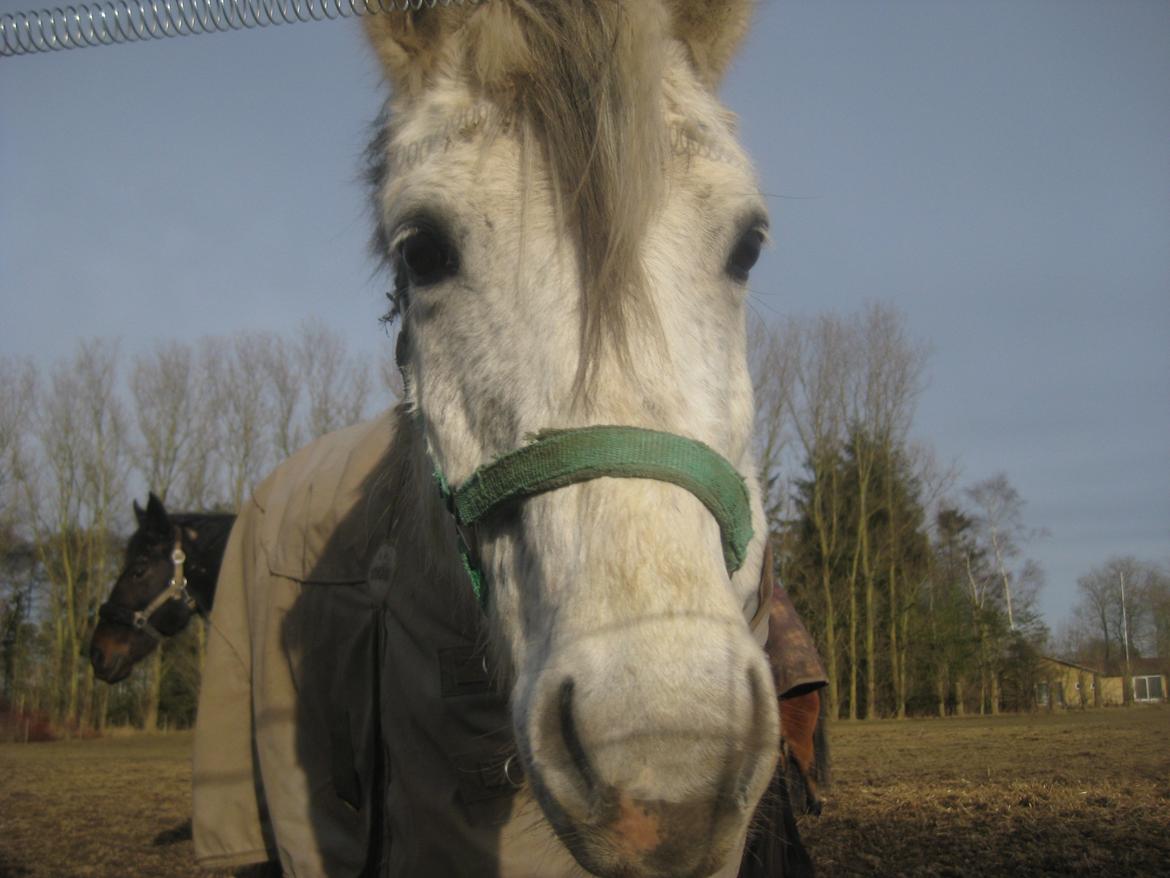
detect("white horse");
top-left (194, 3), bottom-right (822, 877)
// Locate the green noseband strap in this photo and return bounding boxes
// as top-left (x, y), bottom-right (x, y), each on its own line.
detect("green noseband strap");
top-left (436, 426), bottom-right (755, 607)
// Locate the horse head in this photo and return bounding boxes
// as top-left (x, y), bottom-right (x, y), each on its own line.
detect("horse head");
top-left (89, 493), bottom-right (198, 683)
top-left (366, 3), bottom-right (775, 875)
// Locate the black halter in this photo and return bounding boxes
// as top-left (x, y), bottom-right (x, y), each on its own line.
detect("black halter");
top-left (97, 528), bottom-right (197, 641)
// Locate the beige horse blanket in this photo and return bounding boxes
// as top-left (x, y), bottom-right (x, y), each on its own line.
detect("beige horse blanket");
top-left (192, 409), bottom-right (825, 877)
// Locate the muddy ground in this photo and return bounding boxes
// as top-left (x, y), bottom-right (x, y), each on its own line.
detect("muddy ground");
top-left (1, 707), bottom-right (1167, 877)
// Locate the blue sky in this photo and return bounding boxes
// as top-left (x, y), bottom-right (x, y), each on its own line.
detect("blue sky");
top-left (2, 0), bottom-right (1168, 629)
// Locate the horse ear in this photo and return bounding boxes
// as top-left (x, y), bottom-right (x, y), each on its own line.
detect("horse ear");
top-left (664, 0), bottom-right (755, 87)
top-left (364, 6), bottom-right (472, 98)
top-left (145, 492), bottom-right (169, 535)
top-left (133, 499), bottom-right (146, 527)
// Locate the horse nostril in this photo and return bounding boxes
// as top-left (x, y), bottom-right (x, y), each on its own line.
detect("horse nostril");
top-left (732, 664), bottom-right (775, 808)
top-left (558, 678), bottom-right (600, 798)
top-left (89, 644), bottom-right (105, 670)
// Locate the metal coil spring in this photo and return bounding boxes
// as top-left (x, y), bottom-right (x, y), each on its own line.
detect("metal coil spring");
top-left (1, 0), bottom-right (481, 57)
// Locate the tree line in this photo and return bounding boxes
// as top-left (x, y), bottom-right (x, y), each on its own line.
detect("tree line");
top-left (751, 302), bottom-right (1165, 720)
top-left (2, 306), bottom-right (1165, 736)
top-left (0, 325), bottom-right (395, 737)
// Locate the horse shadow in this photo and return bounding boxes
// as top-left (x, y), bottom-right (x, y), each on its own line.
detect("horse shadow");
top-left (151, 819), bottom-right (192, 846)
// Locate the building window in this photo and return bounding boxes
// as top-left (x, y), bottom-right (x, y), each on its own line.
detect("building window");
top-left (1133, 676), bottom-right (1164, 703)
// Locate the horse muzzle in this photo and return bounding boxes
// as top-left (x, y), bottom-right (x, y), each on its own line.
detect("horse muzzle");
top-left (89, 639), bottom-right (133, 684)
top-left (518, 620), bottom-right (779, 878)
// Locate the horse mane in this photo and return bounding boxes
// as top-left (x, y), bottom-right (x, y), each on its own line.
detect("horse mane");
top-left (367, 1), bottom-right (674, 380)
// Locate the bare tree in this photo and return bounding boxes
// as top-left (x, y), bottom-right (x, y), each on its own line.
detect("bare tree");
top-left (203, 335), bottom-right (273, 510)
top-left (749, 317), bottom-right (798, 531)
top-left (951, 493), bottom-right (1048, 716)
top-left (1151, 571), bottom-right (1170, 672)
top-left (957, 512), bottom-right (1003, 715)
top-left (0, 359), bottom-right (38, 716)
top-left (75, 343), bottom-right (129, 731)
top-left (130, 341), bottom-right (209, 729)
top-left (28, 353), bottom-right (90, 726)
top-left (0, 359), bottom-right (36, 525)
top-left (964, 475), bottom-right (1038, 632)
top-left (22, 341), bottom-right (127, 730)
top-left (297, 322), bottom-right (373, 441)
top-left (130, 342), bottom-right (199, 504)
top-left (259, 333), bottom-right (304, 460)
top-left (785, 313), bottom-right (850, 719)
top-left (1075, 557), bottom-right (1164, 702)
top-left (3, 324), bottom-right (396, 734)
top-left (175, 369), bottom-right (223, 512)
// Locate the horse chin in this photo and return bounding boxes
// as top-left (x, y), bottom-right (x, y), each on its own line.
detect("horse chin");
top-left (90, 648), bottom-right (134, 684)
top-left (97, 659), bottom-right (134, 685)
top-left (527, 772), bottom-right (748, 878)
top-left (519, 738), bottom-right (757, 878)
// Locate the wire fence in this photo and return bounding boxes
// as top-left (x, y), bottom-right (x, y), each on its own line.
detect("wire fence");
top-left (1, 0), bottom-right (481, 57)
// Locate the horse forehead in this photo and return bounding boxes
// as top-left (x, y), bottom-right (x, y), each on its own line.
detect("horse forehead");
top-left (124, 531), bottom-right (149, 558)
top-left (383, 122), bottom-right (759, 254)
top-left (386, 52), bottom-right (752, 183)
top-left (126, 529), bottom-right (166, 556)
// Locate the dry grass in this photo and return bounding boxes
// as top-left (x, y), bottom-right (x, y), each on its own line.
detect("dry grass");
top-left (801, 706), bottom-right (1170, 876)
top-left (0, 733), bottom-right (215, 878)
top-left (0, 708), bottom-right (1167, 877)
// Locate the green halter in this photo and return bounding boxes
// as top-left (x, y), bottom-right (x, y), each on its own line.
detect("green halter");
top-left (434, 425), bottom-right (755, 608)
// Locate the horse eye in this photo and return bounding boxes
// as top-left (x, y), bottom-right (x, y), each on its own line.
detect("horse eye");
top-left (397, 228), bottom-right (458, 288)
top-left (726, 228), bottom-right (765, 283)
top-left (132, 564), bottom-right (147, 578)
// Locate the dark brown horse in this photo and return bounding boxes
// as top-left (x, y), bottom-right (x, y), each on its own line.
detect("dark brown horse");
top-left (89, 493), bottom-right (234, 683)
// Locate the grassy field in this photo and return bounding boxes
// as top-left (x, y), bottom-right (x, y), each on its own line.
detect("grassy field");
top-left (802, 706), bottom-right (1170, 876)
top-left (0, 733), bottom-right (212, 878)
top-left (1, 707), bottom-right (1167, 877)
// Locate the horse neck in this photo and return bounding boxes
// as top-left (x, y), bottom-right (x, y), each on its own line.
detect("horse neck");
top-left (171, 513), bottom-right (235, 614)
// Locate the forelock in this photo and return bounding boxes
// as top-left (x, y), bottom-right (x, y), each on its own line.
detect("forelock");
top-left (488, 2), bottom-right (670, 379)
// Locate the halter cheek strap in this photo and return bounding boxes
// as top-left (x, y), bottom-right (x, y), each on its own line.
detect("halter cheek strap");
top-left (98, 529), bottom-right (197, 640)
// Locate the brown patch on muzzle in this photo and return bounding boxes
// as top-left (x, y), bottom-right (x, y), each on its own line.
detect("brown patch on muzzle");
top-left (599, 793), bottom-right (739, 878)
top-left (613, 793), bottom-right (664, 856)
